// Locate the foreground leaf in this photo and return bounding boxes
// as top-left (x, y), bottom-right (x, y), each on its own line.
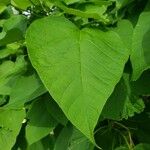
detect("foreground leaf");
top-left (26, 16), bottom-right (129, 142)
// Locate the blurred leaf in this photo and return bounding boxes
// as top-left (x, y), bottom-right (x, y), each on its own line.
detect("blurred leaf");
top-left (26, 97), bottom-right (57, 145)
top-left (0, 43), bottom-right (20, 59)
top-left (102, 73), bottom-right (145, 120)
top-left (54, 124), bottom-right (73, 150)
top-left (131, 69), bottom-right (150, 96)
top-left (0, 4), bottom-right (6, 14)
top-left (131, 11), bottom-right (150, 80)
top-left (27, 135), bottom-right (55, 150)
top-left (45, 95), bottom-right (68, 126)
top-left (0, 55), bottom-right (27, 86)
top-left (6, 73), bottom-right (46, 108)
top-left (0, 109), bottom-right (25, 150)
top-left (54, 124), bottom-right (94, 150)
top-left (113, 19), bottom-right (133, 51)
top-left (11, 0), bottom-right (32, 10)
top-left (134, 143), bottom-right (150, 150)
top-left (0, 0), bottom-right (10, 5)
top-left (0, 15), bottom-right (27, 46)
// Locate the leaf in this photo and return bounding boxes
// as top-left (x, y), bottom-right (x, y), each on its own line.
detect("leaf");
top-left (53, 1), bottom-right (109, 23)
top-left (83, 3), bottom-right (108, 21)
top-left (0, 55), bottom-right (27, 96)
top-left (0, 0), bottom-right (10, 5)
top-left (0, 4), bottom-right (6, 14)
top-left (102, 73), bottom-right (145, 120)
top-left (131, 11), bottom-right (150, 80)
top-left (114, 0), bottom-right (134, 8)
top-left (27, 135), bottom-right (55, 150)
top-left (64, 0), bottom-right (80, 5)
top-left (26, 97), bottom-right (58, 145)
top-left (131, 69), bottom-right (150, 96)
top-left (0, 55), bottom-right (27, 87)
top-left (6, 73), bottom-right (46, 109)
top-left (11, 0), bottom-right (32, 9)
top-left (0, 43), bottom-right (20, 59)
top-left (45, 94), bottom-right (68, 126)
top-left (115, 146), bottom-right (129, 150)
top-left (54, 124), bottom-right (94, 150)
top-left (113, 20), bottom-right (133, 51)
top-left (54, 124), bottom-right (73, 150)
top-left (0, 15), bottom-right (27, 46)
top-left (26, 16), bottom-right (129, 142)
top-left (132, 110), bottom-right (150, 144)
top-left (68, 127), bottom-right (94, 150)
top-left (134, 143), bottom-right (150, 150)
top-left (0, 109), bottom-right (25, 150)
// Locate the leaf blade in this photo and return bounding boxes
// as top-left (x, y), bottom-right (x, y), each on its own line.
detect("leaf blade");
top-left (26, 16), bottom-right (129, 142)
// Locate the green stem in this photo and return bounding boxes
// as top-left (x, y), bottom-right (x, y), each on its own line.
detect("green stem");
top-left (114, 128), bottom-right (133, 150)
top-left (54, 1), bottom-right (109, 23)
top-left (114, 122), bottom-right (134, 148)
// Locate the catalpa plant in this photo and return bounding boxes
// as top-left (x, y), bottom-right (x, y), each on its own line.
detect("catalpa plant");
top-left (0, 0), bottom-right (150, 150)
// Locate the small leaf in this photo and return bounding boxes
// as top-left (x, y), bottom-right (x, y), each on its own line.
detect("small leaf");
top-left (54, 124), bottom-right (94, 150)
top-left (134, 143), bottom-right (150, 150)
top-left (6, 73), bottom-right (46, 109)
top-left (11, 0), bottom-right (32, 10)
top-left (102, 73), bottom-right (145, 120)
top-left (26, 97), bottom-right (57, 145)
top-left (54, 124), bottom-right (73, 150)
top-left (0, 109), bottom-right (25, 150)
top-left (0, 15), bottom-right (27, 46)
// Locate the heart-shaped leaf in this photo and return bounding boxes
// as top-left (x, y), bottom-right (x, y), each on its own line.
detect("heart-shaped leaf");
top-left (26, 16), bottom-right (129, 142)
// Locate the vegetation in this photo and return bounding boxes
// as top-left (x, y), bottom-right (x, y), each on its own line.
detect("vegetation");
top-left (0, 0), bottom-right (150, 149)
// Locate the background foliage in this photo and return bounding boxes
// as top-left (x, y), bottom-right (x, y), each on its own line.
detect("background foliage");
top-left (0, 0), bottom-right (150, 150)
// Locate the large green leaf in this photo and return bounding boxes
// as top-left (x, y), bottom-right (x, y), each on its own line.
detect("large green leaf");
top-left (26, 16), bottom-right (129, 142)
top-left (131, 11), bottom-right (150, 80)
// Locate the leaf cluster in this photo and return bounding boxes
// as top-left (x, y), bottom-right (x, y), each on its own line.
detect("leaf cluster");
top-left (0, 0), bottom-right (150, 150)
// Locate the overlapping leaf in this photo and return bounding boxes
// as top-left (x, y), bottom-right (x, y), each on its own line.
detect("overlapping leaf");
top-left (131, 11), bottom-right (150, 80)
